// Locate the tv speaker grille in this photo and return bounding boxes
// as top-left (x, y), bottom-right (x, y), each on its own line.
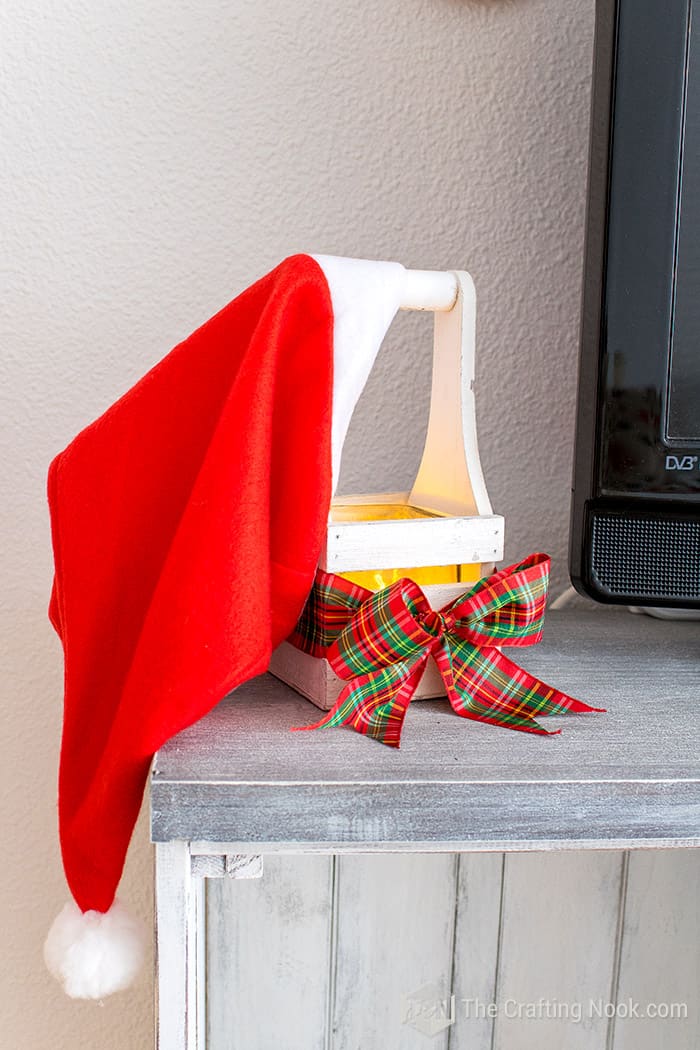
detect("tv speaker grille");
top-left (591, 512), bottom-right (700, 601)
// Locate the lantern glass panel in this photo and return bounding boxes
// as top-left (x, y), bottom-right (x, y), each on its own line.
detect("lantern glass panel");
top-left (329, 500), bottom-right (480, 591)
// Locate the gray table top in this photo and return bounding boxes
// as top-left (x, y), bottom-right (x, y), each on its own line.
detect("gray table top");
top-left (150, 603), bottom-right (700, 851)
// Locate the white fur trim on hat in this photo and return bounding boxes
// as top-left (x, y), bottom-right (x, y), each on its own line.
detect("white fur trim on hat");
top-left (310, 254), bottom-right (406, 494)
top-left (44, 899), bottom-right (147, 999)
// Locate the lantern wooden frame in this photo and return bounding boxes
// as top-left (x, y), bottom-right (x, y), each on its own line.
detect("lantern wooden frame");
top-left (269, 267), bottom-right (505, 710)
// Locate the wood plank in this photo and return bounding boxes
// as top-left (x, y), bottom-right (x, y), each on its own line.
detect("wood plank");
top-left (492, 852), bottom-right (624, 1050)
top-left (155, 841), bottom-right (201, 1050)
top-left (447, 853), bottom-right (504, 1050)
top-left (152, 608), bottom-right (700, 787)
top-left (612, 850), bottom-right (700, 1050)
top-left (152, 607), bottom-right (700, 850)
top-left (322, 512), bottom-right (504, 572)
top-left (206, 854), bottom-right (333, 1050)
top-left (152, 779), bottom-right (700, 851)
top-left (331, 853), bottom-right (458, 1049)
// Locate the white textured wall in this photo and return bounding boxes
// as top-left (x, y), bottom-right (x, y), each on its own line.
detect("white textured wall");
top-left (1, 1), bottom-right (595, 1046)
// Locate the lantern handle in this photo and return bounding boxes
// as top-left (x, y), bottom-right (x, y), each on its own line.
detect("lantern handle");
top-left (398, 269), bottom-right (458, 312)
top-left (309, 255), bottom-right (492, 521)
top-left (408, 270), bottom-right (493, 518)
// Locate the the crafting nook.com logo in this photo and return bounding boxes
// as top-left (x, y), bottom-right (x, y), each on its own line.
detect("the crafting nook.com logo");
top-left (401, 988), bottom-right (689, 1037)
top-left (401, 984), bottom-right (456, 1037)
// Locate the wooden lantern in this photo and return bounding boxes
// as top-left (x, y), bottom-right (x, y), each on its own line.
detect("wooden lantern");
top-left (269, 267), bottom-right (505, 709)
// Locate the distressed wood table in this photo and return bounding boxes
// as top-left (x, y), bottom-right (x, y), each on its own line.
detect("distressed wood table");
top-left (150, 605), bottom-right (700, 1050)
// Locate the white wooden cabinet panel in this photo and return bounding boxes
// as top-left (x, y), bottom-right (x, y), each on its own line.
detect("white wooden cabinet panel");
top-left (206, 854), bottom-right (334, 1050)
top-left (612, 850), bottom-right (700, 1050)
top-left (331, 853), bottom-right (458, 1050)
top-left (492, 851), bottom-right (624, 1050)
top-left (447, 853), bottom-right (504, 1050)
top-left (152, 609), bottom-right (699, 1049)
top-left (201, 850), bottom-right (699, 1050)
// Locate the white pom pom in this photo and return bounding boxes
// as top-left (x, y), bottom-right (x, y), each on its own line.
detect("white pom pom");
top-left (44, 899), bottom-right (147, 999)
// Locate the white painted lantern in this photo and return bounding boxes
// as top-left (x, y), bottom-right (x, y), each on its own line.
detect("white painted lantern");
top-left (270, 266), bottom-right (505, 710)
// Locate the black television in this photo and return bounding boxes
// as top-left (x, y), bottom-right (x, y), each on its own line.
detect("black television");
top-left (570, 0), bottom-right (700, 608)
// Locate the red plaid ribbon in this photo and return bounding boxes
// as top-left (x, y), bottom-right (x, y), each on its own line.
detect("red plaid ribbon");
top-left (290, 553), bottom-right (604, 747)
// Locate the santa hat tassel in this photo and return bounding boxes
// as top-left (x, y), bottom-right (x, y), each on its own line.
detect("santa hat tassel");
top-left (44, 899), bottom-right (146, 999)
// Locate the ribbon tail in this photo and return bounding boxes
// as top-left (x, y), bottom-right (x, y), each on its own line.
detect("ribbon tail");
top-left (290, 657), bottom-right (426, 747)
top-left (435, 640), bottom-right (604, 736)
top-left (490, 648), bottom-right (606, 716)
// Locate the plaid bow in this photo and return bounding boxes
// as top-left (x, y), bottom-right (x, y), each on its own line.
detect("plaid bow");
top-left (290, 553), bottom-right (604, 747)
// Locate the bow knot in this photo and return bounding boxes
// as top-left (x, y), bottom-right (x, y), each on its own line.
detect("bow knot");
top-left (420, 607), bottom-right (448, 644)
top-left (290, 553), bottom-right (604, 748)
top-left (327, 578), bottom-right (446, 681)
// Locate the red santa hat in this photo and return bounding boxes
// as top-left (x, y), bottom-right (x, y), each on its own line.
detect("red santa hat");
top-left (44, 253), bottom-right (406, 998)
